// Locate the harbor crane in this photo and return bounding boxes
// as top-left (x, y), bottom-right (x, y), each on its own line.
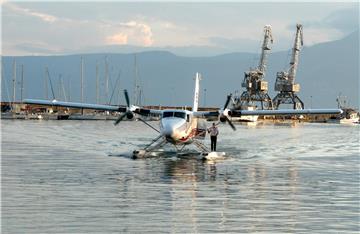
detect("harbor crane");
top-left (273, 24), bottom-right (304, 109)
top-left (232, 25), bottom-right (274, 110)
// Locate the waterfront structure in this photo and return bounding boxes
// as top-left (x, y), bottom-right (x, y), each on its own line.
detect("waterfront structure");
top-left (273, 24), bottom-right (304, 110)
top-left (232, 25), bottom-right (274, 111)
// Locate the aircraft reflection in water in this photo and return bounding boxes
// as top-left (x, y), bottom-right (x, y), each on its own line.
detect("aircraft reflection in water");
top-left (24, 72), bottom-right (342, 159)
top-left (119, 153), bottom-right (301, 233)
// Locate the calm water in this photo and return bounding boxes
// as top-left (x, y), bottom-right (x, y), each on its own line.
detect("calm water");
top-left (1, 120), bottom-right (359, 233)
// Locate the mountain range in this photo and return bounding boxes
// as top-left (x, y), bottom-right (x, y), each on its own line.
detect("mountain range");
top-left (2, 30), bottom-right (358, 109)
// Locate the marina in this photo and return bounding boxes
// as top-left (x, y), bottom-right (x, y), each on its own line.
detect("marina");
top-left (1, 2), bottom-right (359, 233)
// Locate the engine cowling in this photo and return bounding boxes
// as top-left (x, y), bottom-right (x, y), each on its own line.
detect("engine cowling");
top-left (219, 116), bottom-right (227, 122)
top-left (126, 112), bottom-right (134, 120)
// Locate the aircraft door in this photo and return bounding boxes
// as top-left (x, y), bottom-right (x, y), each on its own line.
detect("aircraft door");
top-left (195, 119), bottom-right (207, 139)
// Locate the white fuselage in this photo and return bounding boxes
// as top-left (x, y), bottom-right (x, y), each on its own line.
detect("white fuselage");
top-left (159, 110), bottom-right (205, 145)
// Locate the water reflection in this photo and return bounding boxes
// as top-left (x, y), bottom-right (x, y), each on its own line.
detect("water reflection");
top-left (115, 154), bottom-right (303, 233)
top-left (3, 121), bottom-right (358, 233)
top-left (163, 156), bottom-right (219, 182)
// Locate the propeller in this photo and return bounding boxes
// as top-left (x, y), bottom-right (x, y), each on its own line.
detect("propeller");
top-left (114, 112), bottom-right (128, 125)
top-left (114, 90), bottom-right (135, 126)
top-left (220, 94), bottom-right (236, 131)
top-left (124, 89), bottom-right (130, 107)
top-left (224, 115), bottom-right (236, 130)
top-left (224, 94), bottom-right (231, 110)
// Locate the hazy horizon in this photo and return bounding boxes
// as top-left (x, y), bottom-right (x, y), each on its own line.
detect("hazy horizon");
top-left (2, 1), bottom-right (359, 56)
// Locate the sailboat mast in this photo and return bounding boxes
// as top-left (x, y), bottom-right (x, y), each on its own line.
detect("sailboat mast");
top-left (58, 74), bottom-right (62, 100)
top-left (133, 54), bottom-right (139, 105)
top-left (44, 67), bottom-right (48, 99)
top-left (45, 67), bottom-right (55, 100)
top-left (105, 56), bottom-right (109, 103)
top-left (80, 56), bottom-right (84, 102)
top-left (96, 62), bottom-right (99, 104)
top-left (12, 59), bottom-right (16, 103)
top-left (60, 76), bottom-right (68, 102)
top-left (1, 61), bottom-right (11, 102)
top-left (20, 64), bottom-right (24, 101)
top-left (68, 78), bottom-right (71, 102)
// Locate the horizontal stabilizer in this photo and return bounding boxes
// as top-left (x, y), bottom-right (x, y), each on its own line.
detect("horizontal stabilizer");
top-left (23, 99), bottom-right (126, 112)
top-left (231, 108), bottom-right (343, 116)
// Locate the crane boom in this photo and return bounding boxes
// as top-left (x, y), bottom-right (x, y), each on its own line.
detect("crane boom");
top-left (288, 24), bottom-right (303, 83)
top-left (273, 23), bottom-right (304, 110)
top-left (258, 25), bottom-right (273, 76)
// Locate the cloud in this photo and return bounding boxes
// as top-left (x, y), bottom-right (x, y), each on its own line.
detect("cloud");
top-left (106, 33), bottom-right (128, 45)
top-left (104, 20), bottom-right (154, 47)
top-left (322, 8), bottom-right (359, 34)
top-left (303, 28), bottom-right (343, 46)
top-left (299, 7), bottom-right (359, 35)
top-left (119, 21), bottom-right (154, 46)
top-left (4, 2), bottom-right (58, 23)
top-left (281, 8), bottom-right (359, 47)
top-left (3, 3), bottom-right (155, 54)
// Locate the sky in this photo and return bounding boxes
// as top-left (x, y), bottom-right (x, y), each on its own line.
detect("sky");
top-left (1, 1), bottom-right (359, 56)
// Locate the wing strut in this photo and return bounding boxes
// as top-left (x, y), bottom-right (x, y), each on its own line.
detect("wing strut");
top-left (137, 118), bottom-right (160, 133)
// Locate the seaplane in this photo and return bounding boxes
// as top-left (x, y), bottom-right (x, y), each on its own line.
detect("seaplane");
top-left (24, 72), bottom-right (342, 160)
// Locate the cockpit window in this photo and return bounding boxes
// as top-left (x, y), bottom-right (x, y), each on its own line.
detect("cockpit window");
top-left (163, 111), bottom-right (173, 118)
top-left (163, 111), bottom-right (186, 119)
top-left (174, 112), bottom-right (186, 119)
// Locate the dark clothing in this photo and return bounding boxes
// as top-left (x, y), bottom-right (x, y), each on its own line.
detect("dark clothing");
top-left (210, 136), bottom-right (217, 151)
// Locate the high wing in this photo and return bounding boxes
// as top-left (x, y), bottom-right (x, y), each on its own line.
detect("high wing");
top-left (23, 99), bottom-right (127, 112)
top-left (23, 98), bottom-right (163, 117)
top-left (193, 108), bottom-right (343, 118)
top-left (230, 108), bottom-right (343, 116)
top-left (193, 108), bottom-right (342, 131)
top-left (133, 108), bottom-right (163, 116)
top-left (193, 110), bottom-right (219, 118)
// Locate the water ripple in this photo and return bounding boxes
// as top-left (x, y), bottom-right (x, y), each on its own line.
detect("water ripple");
top-left (2, 120), bottom-right (359, 233)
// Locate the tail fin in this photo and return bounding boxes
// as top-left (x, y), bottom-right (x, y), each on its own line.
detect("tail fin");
top-left (193, 72), bottom-right (201, 112)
